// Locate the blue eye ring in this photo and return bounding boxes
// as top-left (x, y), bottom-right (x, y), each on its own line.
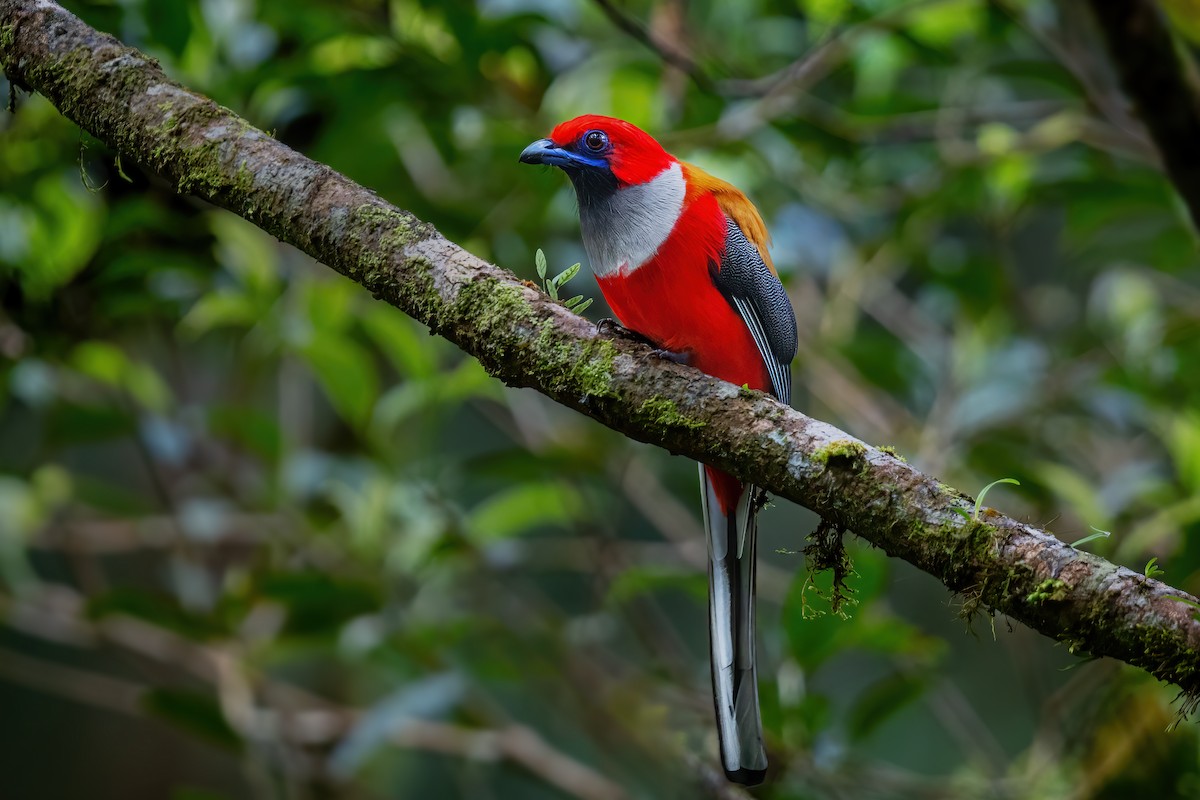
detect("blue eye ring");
top-left (583, 130), bottom-right (609, 153)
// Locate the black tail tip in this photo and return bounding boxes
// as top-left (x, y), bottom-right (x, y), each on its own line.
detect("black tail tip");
top-left (725, 766), bottom-right (767, 787)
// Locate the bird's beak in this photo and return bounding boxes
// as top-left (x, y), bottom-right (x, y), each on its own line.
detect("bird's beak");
top-left (519, 138), bottom-right (574, 168)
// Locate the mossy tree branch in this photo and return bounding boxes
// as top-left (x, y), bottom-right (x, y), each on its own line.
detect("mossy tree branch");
top-left (3, 0), bottom-right (1200, 705)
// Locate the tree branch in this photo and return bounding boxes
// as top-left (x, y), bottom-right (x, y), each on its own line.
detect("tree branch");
top-left (3, 0), bottom-right (1200, 708)
top-left (1087, 0), bottom-right (1200, 231)
top-left (588, 0), bottom-right (715, 92)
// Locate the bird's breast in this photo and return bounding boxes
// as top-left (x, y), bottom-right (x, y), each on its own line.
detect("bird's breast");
top-left (578, 162), bottom-right (686, 278)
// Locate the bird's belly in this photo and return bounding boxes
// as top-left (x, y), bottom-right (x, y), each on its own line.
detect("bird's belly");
top-left (596, 258), bottom-right (770, 394)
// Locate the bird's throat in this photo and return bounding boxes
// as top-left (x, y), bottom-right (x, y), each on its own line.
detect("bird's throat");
top-left (576, 162), bottom-right (686, 279)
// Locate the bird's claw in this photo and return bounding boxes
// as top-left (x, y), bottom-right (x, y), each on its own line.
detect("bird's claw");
top-left (596, 317), bottom-right (655, 347)
top-left (596, 317), bottom-right (633, 338)
top-left (647, 348), bottom-right (691, 365)
top-left (595, 318), bottom-right (688, 363)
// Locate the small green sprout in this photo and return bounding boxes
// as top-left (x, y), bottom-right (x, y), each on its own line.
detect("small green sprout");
top-left (972, 477), bottom-right (1020, 520)
top-left (1144, 557), bottom-right (1165, 578)
top-left (969, 479), bottom-right (1017, 522)
top-left (1070, 526), bottom-right (1111, 550)
top-left (536, 249), bottom-right (593, 313)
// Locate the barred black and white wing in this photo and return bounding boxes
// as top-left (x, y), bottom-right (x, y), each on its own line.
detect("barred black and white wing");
top-left (713, 216), bottom-right (797, 403)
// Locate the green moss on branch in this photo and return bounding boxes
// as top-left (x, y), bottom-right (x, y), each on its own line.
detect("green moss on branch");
top-left (638, 396), bottom-right (706, 430)
top-left (1026, 578), bottom-right (1068, 604)
top-left (812, 439), bottom-right (867, 469)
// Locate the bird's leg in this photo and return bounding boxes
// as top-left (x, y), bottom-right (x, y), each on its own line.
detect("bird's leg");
top-left (596, 318), bottom-right (690, 364)
top-left (595, 317), bottom-right (653, 345)
top-left (648, 347), bottom-right (692, 365)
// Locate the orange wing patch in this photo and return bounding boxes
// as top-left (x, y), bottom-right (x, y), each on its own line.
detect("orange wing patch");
top-left (680, 160), bottom-right (775, 274)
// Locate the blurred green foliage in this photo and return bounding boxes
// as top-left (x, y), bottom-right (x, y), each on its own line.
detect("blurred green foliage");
top-left (3, 0), bottom-right (1200, 798)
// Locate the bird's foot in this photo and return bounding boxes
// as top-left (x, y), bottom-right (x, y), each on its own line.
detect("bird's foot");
top-left (596, 317), bottom-right (655, 347)
top-left (647, 347), bottom-right (691, 365)
top-left (595, 319), bottom-right (689, 364)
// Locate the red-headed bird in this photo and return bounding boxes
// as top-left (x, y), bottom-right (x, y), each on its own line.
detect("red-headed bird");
top-left (520, 115), bottom-right (797, 785)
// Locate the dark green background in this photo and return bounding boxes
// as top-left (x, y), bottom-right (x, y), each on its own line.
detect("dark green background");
top-left (2, 0), bottom-right (1199, 797)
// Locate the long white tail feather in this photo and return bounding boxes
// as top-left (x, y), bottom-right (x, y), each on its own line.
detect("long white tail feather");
top-left (735, 487), bottom-right (753, 559)
top-left (699, 465), bottom-right (767, 783)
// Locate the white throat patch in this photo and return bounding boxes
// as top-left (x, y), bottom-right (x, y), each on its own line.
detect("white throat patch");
top-left (578, 162), bottom-right (686, 278)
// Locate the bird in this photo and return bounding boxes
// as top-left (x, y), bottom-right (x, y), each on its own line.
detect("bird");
top-left (520, 115), bottom-right (797, 785)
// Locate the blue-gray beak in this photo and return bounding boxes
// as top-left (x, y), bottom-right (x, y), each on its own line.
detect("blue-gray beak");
top-left (520, 137), bottom-right (611, 171)
top-left (519, 138), bottom-right (570, 166)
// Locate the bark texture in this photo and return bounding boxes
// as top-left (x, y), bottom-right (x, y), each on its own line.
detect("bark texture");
top-left (3, 0), bottom-right (1200, 702)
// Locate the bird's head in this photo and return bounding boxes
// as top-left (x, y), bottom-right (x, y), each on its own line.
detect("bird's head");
top-left (519, 115), bottom-right (675, 195)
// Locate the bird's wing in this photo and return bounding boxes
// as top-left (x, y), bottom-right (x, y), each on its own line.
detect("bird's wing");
top-left (712, 216), bottom-right (797, 404)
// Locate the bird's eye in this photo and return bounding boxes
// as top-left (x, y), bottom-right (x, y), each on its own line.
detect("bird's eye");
top-left (584, 130), bottom-right (608, 152)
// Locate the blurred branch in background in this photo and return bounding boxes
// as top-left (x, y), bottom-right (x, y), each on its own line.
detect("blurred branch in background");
top-left (0, 585), bottom-right (635, 800)
top-left (589, 0), bottom-right (713, 91)
top-left (1087, 0), bottom-right (1200, 229)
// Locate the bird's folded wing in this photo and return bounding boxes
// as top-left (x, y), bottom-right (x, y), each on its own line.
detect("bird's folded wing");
top-left (712, 217), bottom-right (798, 404)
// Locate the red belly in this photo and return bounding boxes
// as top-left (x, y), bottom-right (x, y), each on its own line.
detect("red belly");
top-left (595, 193), bottom-right (769, 514)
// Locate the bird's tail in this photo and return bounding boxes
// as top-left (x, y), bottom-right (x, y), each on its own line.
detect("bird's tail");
top-left (699, 464), bottom-right (768, 786)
